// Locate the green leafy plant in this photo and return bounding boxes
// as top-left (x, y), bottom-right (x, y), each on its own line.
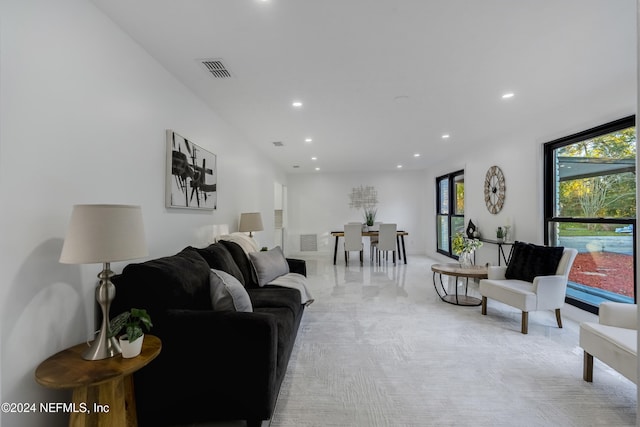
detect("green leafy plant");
top-left (363, 208), bottom-right (377, 226)
top-left (451, 232), bottom-right (483, 255)
top-left (109, 308), bottom-right (152, 342)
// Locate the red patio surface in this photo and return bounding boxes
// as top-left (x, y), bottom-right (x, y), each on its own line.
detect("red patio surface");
top-left (569, 251), bottom-right (634, 297)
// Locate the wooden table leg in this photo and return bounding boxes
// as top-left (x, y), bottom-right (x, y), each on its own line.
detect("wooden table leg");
top-left (70, 376), bottom-right (128, 427)
top-left (401, 235), bottom-right (407, 264)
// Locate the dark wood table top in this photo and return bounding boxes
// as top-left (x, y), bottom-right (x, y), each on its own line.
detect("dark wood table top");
top-left (331, 230), bottom-right (408, 236)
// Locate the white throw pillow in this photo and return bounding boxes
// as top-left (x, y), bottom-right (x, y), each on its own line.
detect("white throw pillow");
top-left (209, 269), bottom-right (253, 312)
top-left (217, 232), bottom-right (259, 254)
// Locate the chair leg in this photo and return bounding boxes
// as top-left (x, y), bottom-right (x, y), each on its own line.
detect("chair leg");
top-left (583, 351), bottom-right (593, 382)
top-left (481, 297), bottom-right (487, 315)
top-left (555, 308), bottom-right (563, 328)
top-left (344, 251), bottom-right (348, 265)
top-left (359, 250), bottom-right (363, 265)
top-left (521, 312), bottom-right (528, 334)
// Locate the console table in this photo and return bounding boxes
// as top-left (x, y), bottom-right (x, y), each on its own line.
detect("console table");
top-left (35, 335), bottom-right (161, 427)
top-left (479, 238), bottom-right (514, 266)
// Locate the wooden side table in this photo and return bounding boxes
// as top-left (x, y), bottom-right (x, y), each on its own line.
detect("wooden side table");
top-left (35, 335), bottom-right (161, 427)
top-left (431, 263), bottom-right (488, 306)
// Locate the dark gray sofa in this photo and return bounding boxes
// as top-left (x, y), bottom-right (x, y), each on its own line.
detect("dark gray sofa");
top-left (111, 241), bottom-right (306, 427)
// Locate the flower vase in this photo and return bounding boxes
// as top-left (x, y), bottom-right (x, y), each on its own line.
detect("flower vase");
top-left (459, 251), bottom-right (474, 268)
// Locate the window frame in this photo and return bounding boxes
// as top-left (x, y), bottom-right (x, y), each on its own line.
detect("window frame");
top-left (436, 169), bottom-right (465, 259)
top-left (543, 115), bottom-right (636, 314)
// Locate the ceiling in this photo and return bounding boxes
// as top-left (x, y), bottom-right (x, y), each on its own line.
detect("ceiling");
top-left (89, 0), bottom-right (637, 174)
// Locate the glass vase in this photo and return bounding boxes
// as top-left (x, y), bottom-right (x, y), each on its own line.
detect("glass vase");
top-left (459, 251), bottom-right (474, 268)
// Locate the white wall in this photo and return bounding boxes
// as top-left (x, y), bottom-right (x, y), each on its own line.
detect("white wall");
top-left (0, 1), bottom-right (285, 425)
top-left (286, 170), bottom-right (428, 257)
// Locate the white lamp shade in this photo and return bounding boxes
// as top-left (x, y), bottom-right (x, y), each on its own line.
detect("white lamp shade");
top-left (60, 204), bottom-right (148, 264)
top-left (238, 212), bottom-right (264, 233)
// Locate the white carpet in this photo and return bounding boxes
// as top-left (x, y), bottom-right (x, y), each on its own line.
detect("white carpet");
top-left (269, 255), bottom-right (636, 427)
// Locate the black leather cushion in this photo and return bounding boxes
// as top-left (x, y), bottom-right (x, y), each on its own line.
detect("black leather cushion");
top-left (219, 240), bottom-right (259, 288)
top-left (197, 242), bottom-right (245, 286)
top-left (505, 241), bottom-right (564, 282)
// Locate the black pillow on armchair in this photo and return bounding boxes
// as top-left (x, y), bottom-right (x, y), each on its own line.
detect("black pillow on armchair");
top-left (505, 241), bottom-right (564, 283)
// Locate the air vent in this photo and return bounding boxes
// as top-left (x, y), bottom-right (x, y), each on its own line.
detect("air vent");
top-left (300, 234), bottom-right (318, 251)
top-left (199, 58), bottom-right (232, 78)
top-left (272, 141), bottom-right (284, 147)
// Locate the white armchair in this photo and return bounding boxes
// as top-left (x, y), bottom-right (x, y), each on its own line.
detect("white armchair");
top-left (579, 302), bottom-right (637, 384)
top-left (479, 246), bottom-right (577, 334)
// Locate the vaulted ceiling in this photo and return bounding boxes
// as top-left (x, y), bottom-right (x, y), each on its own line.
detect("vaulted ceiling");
top-left (89, 0), bottom-right (637, 173)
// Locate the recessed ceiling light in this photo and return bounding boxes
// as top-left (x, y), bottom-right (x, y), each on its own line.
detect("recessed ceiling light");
top-left (315, 167), bottom-right (320, 171)
top-left (397, 164), bottom-right (403, 169)
top-left (502, 92), bottom-right (515, 99)
top-left (311, 157), bottom-right (317, 161)
top-left (292, 101), bottom-right (303, 108)
top-left (442, 134), bottom-right (450, 139)
top-left (305, 138), bottom-right (313, 143)
top-left (413, 153), bottom-right (421, 158)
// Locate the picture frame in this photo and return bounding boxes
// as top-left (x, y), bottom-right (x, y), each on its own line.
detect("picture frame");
top-left (166, 129), bottom-right (217, 210)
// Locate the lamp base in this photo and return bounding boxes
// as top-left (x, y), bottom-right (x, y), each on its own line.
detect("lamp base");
top-left (82, 262), bottom-right (122, 360)
top-left (82, 333), bottom-right (121, 360)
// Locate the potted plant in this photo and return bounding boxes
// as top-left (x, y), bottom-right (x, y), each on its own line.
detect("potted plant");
top-left (452, 232), bottom-right (483, 267)
top-left (109, 308), bottom-right (152, 358)
top-left (363, 208), bottom-right (377, 228)
top-left (496, 226), bottom-right (504, 243)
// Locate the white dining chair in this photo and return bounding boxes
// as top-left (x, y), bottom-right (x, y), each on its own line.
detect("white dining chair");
top-left (369, 221), bottom-right (382, 261)
top-left (372, 223), bottom-right (397, 265)
top-left (343, 223), bottom-right (364, 266)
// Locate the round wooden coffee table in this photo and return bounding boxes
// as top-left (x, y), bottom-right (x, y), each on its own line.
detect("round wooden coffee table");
top-left (431, 263), bottom-right (488, 306)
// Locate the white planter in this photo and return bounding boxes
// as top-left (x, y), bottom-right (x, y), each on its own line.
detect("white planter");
top-left (119, 334), bottom-right (144, 358)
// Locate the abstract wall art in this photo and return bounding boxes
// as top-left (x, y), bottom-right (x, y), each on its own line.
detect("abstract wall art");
top-left (166, 129), bottom-right (217, 210)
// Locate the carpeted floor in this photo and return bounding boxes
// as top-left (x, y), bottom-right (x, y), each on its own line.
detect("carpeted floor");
top-left (268, 254), bottom-right (636, 427)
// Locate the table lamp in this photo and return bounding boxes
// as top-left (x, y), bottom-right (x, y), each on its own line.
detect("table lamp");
top-left (60, 204), bottom-right (148, 360)
top-left (238, 212), bottom-right (264, 237)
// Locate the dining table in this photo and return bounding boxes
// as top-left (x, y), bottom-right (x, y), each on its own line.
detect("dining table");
top-left (330, 230), bottom-right (408, 264)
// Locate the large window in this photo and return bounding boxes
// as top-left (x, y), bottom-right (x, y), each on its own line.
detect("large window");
top-left (437, 170), bottom-right (465, 258)
top-left (543, 116), bottom-right (636, 313)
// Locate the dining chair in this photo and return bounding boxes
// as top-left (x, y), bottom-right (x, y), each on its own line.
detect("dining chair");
top-left (343, 223), bottom-right (364, 266)
top-left (369, 221), bottom-right (382, 261)
top-left (372, 223), bottom-right (397, 265)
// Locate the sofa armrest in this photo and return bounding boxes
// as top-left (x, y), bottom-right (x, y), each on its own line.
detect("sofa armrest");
top-left (287, 258), bottom-right (307, 277)
top-left (532, 275), bottom-right (567, 309)
top-left (599, 301), bottom-right (638, 330)
top-left (487, 266), bottom-right (507, 280)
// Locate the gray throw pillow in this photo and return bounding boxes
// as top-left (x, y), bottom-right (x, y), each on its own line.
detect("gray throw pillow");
top-left (248, 246), bottom-right (290, 287)
top-left (209, 269), bottom-right (253, 312)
